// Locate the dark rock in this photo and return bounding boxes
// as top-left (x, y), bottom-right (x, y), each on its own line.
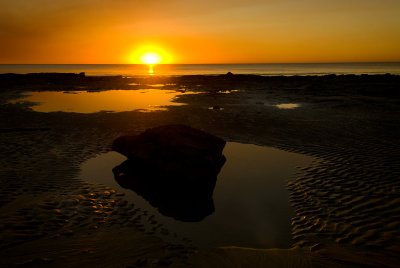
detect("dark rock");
top-left (112, 124), bottom-right (226, 183)
top-left (111, 124), bottom-right (226, 221)
top-left (210, 106), bottom-right (222, 110)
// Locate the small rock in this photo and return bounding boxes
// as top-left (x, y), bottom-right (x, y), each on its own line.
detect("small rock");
top-left (209, 106), bottom-right (223, 110)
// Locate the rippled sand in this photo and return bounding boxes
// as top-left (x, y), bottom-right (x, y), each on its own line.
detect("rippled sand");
top-left (0, 74), bottom-right (399, 267)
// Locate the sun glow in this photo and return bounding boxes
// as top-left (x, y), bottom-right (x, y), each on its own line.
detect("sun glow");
top-left (129, 45), bottom-right (172, 65)
top-left (141, 52), bottom-right (161, 65)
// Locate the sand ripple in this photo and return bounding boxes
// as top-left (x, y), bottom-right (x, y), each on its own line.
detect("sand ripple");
top-left (287, 141), bottom-right (400, 259)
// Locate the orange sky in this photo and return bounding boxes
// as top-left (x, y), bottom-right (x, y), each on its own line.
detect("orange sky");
top-left (0, 0), bottom-right (399, 64)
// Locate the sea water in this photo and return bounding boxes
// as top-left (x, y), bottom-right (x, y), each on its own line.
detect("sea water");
top-left (1, 63), bottom-right (400, 76)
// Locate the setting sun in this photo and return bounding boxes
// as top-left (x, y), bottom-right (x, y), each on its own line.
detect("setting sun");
top-left (141, 52), bottom-right (161, 65)
top-left (128, 45), bottom-right (173, 65)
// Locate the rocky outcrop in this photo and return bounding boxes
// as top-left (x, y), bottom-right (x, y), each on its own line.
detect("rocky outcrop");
top-left (111, 124), bottom-right (226, 221)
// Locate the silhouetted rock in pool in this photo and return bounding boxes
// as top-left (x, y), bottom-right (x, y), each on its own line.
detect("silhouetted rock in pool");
top-left (111, 124), bottom-right (226, 221)
top-left (112, 159), bottom-right (216, 221)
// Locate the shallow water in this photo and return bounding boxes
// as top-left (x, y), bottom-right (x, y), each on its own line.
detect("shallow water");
top-left (80, 142), bottom-right (314, 248)
top-left (11, 89), bottom-right (194, 113)
top-left (275, 103), bottom-right (301, 109)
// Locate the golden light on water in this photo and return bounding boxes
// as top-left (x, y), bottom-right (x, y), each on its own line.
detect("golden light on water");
top-left (13, 90), bottom-right (187, 113)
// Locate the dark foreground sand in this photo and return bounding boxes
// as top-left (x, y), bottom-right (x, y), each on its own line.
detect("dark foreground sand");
top-left (0, 74), bottom-right (399, 267)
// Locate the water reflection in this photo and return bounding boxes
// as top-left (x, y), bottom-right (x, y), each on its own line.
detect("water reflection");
top-left (148, 65), bottom-right (154, 75)
top-left (11, 89), bottom-right (195, 113)
top-left (113, 159), bottom-right (218, 222)
top-left (80, 143), bottom-right (314, 248)
top-left (275, 103), bottom-right (301, 109)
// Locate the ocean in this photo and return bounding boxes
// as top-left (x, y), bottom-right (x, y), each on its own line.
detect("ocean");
top-left (0, 63), bottom-right (399, 77)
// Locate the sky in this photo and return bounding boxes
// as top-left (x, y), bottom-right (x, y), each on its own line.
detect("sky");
top-left (0, 0), bottom-right (399, 64)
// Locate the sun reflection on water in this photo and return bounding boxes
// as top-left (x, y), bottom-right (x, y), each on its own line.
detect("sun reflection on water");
top-left (148, 65), bottom-right (154, 75)
top-left (10, 89), bottom-right (197, 113)
top-left (275, 103), bottom-right (301, 109)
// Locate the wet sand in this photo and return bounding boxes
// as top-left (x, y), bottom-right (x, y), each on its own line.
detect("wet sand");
top-left (0, 73), bottom-right (399, 267)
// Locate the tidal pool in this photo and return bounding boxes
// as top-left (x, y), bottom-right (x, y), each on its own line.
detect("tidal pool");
top-left (275, 103), bottom-right (301, 109)
top-left (80, 142), bottom-right (314, 248)
top-left (11, 89), bottom-right (195, 113)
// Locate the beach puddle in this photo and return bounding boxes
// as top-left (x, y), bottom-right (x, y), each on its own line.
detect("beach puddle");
top-left (208, 106), bottom-right (224, 110)
top-left (217, 89), bottom-right (240, 94)
top-left (80, 142), bottom-right (314, 248)
top-left (275, 103), bottom-right (301, 109)
top-left (10, 89), bottom-right (196, 113)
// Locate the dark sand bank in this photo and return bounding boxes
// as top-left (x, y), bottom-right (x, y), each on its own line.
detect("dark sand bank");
top-left (0, 74), bottom-right (399, 267)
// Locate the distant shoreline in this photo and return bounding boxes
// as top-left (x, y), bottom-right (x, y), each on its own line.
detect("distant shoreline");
top-left (1, 62), bottom-right (400, 77)
top-left (1, 72), bottom-right (399, 80)
top-left (1, 62), bottom-right (400, 65)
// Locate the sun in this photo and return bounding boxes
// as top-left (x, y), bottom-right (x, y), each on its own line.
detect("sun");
top-left (128, 45), bottom-right (172, 65)
top-left (141, 52), bottom-right (161, 65)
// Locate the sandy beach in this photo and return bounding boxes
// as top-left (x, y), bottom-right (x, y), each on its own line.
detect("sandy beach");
top-left (0, 73), bottom-right (399, 267)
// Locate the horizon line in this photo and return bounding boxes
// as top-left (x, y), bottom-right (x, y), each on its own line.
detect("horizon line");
top-left (1, 61), bottom-right (400, 65)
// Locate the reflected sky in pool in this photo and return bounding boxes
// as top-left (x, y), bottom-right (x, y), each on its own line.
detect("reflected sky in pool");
top-left (80, 142), bottom-right (314, 249)
top-left (11, 89), bottom-right (196, 113)
top-left (275, 103), bottom-right (301, 109)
